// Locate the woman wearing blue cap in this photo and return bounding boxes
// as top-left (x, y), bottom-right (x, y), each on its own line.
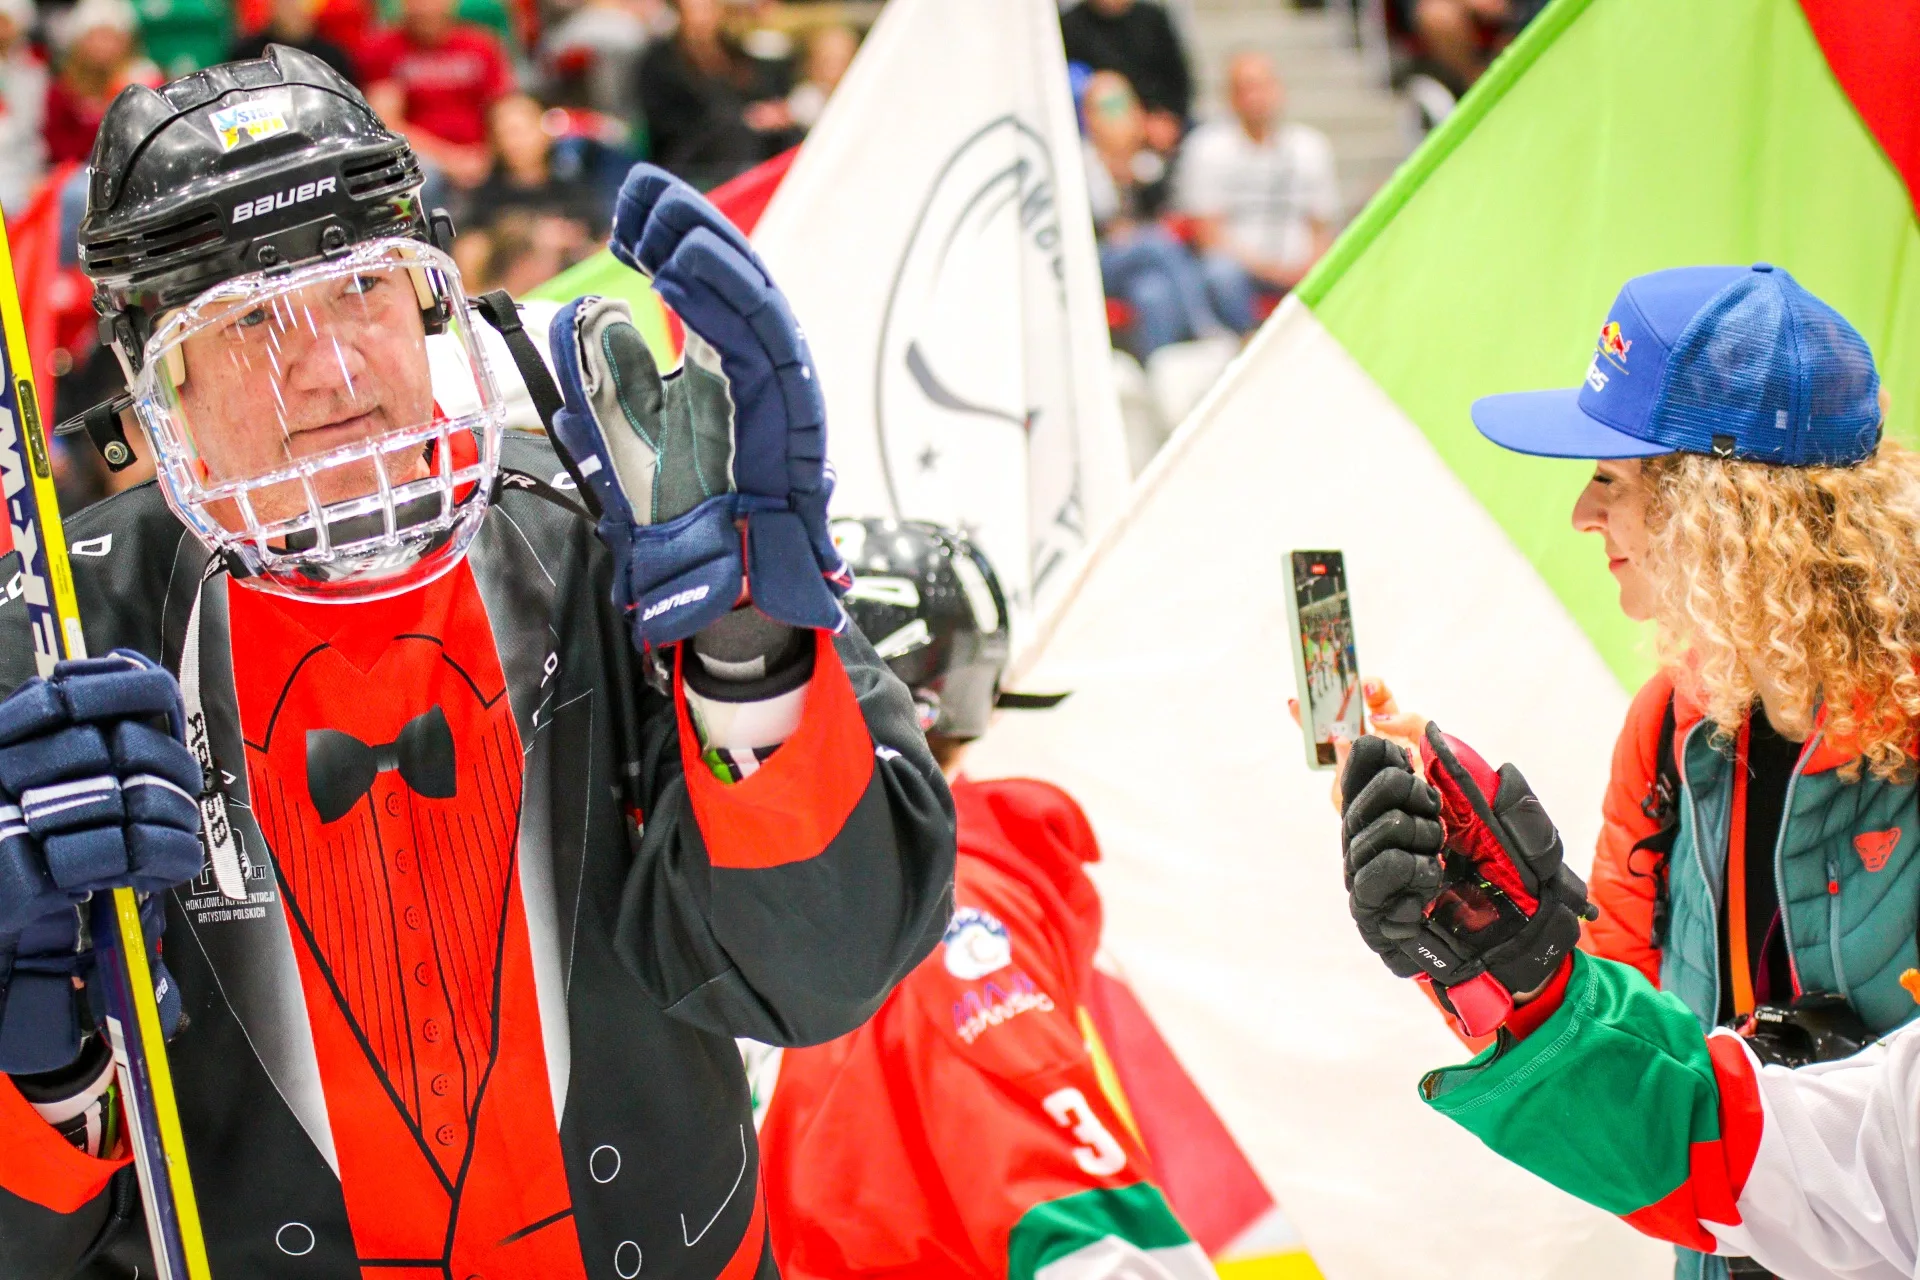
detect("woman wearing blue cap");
top-left (1336, 265), bottom-right (1920, 1280)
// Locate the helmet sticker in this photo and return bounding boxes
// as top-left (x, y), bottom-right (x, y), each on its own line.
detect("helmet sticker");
top-left (210, 92), bottom-right (292, 153)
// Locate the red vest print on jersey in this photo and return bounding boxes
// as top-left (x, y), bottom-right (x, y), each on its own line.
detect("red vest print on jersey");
top-left (228, 563), bottom-right (588, 1279)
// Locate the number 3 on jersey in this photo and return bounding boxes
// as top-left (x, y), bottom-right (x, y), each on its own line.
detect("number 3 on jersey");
top-left (1043, 1087), bottom-right (1127, 1177)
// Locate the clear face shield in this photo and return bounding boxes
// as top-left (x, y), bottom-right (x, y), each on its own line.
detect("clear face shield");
top-left (129, 238), bottom-right (503, 602)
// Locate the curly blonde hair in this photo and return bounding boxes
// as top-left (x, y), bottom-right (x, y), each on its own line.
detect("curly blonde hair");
top-left (1643, 442), bottom-right (1920, 780)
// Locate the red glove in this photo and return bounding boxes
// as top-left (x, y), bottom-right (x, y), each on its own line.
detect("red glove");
top-left (1340, 724), bottom-right (1595, 1036)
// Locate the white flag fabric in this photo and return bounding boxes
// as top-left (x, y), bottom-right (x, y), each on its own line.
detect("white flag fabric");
top-left (967, 299), bottom-right (1662, 1280)
top-left (752, 0), bottom-right (1130, 653)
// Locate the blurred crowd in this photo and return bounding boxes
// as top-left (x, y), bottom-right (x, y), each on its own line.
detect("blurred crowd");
top-left (1, 0), bottom-right (865, 296)
top-left (3, 0), bottom-right (1530, 506)
top-left (1065, 0), bottom-right (1339, 394)
top-left (0, 0), bottom-right (865, 509)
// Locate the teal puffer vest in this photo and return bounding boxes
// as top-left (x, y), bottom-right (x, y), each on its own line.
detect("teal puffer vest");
top-left (1659, 719), bottom-right (1920, 1034)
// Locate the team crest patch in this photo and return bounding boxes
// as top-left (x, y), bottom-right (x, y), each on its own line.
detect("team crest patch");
top-left (211, 94), bottom-right (291, 152)
top-left (943, 906), bottom-right (1013, 979)
top-left (1856, 828), bottom-right (1900, 873)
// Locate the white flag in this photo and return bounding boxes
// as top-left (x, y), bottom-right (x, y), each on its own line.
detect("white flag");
top-left (753, 0), bottom-right (1129, 655)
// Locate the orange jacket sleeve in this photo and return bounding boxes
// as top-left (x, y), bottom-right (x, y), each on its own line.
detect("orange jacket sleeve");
top-left (1583, 669), bottom-right (1675, 986)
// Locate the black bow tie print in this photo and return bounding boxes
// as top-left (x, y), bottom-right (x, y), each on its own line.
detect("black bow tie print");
top-left (306, 706), bottom-right (458, 824)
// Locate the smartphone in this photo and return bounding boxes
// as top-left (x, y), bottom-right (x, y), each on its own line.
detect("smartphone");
top-left (1285, 550), bottom-right (1364, 770)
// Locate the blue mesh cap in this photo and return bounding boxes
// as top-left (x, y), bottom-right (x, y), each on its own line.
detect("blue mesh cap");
top-left (1472, 264), bottom-right (1882, 466)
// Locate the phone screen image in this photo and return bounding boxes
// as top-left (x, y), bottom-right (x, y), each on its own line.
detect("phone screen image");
top-left (1288, 551), bottom-right (1363, 769)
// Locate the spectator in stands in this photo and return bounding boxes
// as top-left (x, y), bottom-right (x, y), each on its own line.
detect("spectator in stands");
top-left (44, 0), bottom-right (158, 165)
top-left (360, 0), bottom-right (515, 188)
top-left (637, 0), bottom-right (796, 189)
top-left (1084, 70), bottom-right (1246, 360)
top-left (1178, 50), bottom-right (1338, 304)
top-left (785, 21), bottom-right (856, 131)
top-left (539, 0), bottom-right (667, 119)
top-left (466, 208), bottom-right (594, 296)
top-left (0, 0), bottom-right (49, 216)
top-left (465, 92), bottom-right (607, 234)
top-left (1060, 0), bottom-right (1192, 154)
top-left (229, 0), bottom-right (358, 85)
top-left (1404, 0), bottom-right (1545, 96)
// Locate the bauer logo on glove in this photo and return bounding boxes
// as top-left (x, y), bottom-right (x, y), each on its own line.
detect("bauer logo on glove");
top-left (1340, 723), bottom-right (1596, 1037)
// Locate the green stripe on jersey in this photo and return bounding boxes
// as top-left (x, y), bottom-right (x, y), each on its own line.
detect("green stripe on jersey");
top-left (1008, 1183), bottom-right (1195, 1280)
top-left (1421, 953), bottom-right (1721, 1217)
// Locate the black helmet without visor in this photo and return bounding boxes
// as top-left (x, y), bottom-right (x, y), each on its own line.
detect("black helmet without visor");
top-left (833, 517), bottom-right (1014, 741)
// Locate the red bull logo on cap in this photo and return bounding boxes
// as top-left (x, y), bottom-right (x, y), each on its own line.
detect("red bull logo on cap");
top-left (1597, 321), bottom-right (1632, 368)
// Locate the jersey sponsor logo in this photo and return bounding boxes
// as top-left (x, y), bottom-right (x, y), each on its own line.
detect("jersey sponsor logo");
top-left (231, 176), bottom-right (338, 224)
top-left (943, 905), bottom-right (1012, 979)
top-left (1856, 827), bottom-right (1900, 873)
top-left (952, 968), bottom-right (1053, 1044)
top-left (641, 583), bottom-right (710, 621)
top-left (210, 93), bottom-right (291, 152)
top-left (69, 534), bottom-right (112, 557)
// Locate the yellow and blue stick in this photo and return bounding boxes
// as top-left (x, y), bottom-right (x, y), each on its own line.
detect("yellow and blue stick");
top-left (0, 218), bottom-right (211, 1278)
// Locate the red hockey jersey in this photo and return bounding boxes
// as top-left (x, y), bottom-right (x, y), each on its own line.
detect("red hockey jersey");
top-left (752, 777), bottom-right (1212, 1280)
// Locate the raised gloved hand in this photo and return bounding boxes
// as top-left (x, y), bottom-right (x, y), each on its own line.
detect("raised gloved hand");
top-left (549, 163), bottom-right (851, 652)
top-left (1339, 723), bottom-right (1594, 1036)
top-left (0, 651), bottom-right (203, 1073)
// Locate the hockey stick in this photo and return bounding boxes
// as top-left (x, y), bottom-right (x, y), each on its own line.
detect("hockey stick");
top-left (0, 223), bottom-right (211, 1276)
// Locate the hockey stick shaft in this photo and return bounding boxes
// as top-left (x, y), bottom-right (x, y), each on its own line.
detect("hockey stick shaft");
top-left (0, 218), bottom-right (211, 1278)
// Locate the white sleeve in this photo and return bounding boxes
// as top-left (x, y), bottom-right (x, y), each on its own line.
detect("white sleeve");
top-left (1033, 1237), bottom-right (1217, 1280)
top-left (1709, 1027), bottom-right (1920, 1280)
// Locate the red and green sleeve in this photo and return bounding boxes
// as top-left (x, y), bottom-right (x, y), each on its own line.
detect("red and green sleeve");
top-left (1421, 952), bottom-right (1764, 1252)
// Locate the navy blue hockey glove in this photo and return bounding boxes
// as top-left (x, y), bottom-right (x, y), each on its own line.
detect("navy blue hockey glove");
top-left (0, 651), bottom-right (202, 1073)
top-left (1339, 726), bottom-right (1593, 1037)
top-left (549, 163), bottom-right (851, 652)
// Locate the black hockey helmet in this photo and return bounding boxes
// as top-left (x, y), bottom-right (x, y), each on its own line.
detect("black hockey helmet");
top-left (834, 517), bottom-right (1016, 740)
top-left (80, 44), bottom-right (433, 373)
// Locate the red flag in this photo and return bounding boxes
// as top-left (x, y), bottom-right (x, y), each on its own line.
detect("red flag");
top-left (1800, 0), bottom-right (1920, 217)
top-left (707, 147), bottom-right (799, 237)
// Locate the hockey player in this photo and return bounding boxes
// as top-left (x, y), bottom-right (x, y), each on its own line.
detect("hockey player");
top-left (0, 48), bottom-right (956, 1278)
top-left (746, 517), bottom-right (1212, 1280)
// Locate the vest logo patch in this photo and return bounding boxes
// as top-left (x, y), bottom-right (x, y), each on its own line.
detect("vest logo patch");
top-left (1855, 827), bottom-right (1900, 873)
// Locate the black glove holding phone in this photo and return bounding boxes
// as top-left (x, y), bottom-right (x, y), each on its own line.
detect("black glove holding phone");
top-left (1339, 724), bottom-right (1596, 1035)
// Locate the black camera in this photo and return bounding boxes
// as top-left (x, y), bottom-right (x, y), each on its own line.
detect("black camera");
top-left (1719, 993), bottom-right (1876, 1278)
top-left (1737, 992), bottom-right (1874, 1070)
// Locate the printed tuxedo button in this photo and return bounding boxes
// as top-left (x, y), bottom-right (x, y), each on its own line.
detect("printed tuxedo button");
top-left (423, 1019), bottom-right (441, 1043)
top-left (385, 793), bottom-right (402, 817)
top-left (590, 1145), bottom-right (621, 1183)
top-left (431, 1073), bottom-right (452, 1097)
top-left (414, 962), bottom-right (431, 986)
top-left (404, 905), bottom-right (423, 930)
top-left (394, 848), bottom-right (413, 873)
top-left (275, 1223), bottom-right (315, 1256)
top-left (435, 1124), bottom-right (457, 1146)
